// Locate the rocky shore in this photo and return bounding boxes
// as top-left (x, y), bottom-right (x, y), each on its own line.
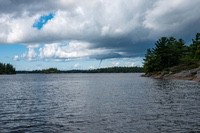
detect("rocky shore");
top-left (144, 66), bottom-right (200, 82)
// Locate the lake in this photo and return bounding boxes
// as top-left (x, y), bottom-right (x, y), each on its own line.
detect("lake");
top-left (0, 73), bottom-right (199, 133)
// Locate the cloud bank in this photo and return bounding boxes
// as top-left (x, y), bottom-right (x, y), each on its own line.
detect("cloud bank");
top-left (0, 0), bottom-right (200, 61)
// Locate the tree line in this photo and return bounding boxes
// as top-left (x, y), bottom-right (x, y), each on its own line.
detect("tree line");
top-left (17, 68), bottom-right (60, 74)
top-left (0, 62), bottom-right (16, 74)
top-left (17, 67), bottom-right (144, 74)
top-left (87, 67), bottom-right (144, 73)
top-left (143, 33), bottom-right (200, 73)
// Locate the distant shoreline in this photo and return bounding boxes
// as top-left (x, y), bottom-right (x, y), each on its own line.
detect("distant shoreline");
top-left (16, 66), bottom-right (144, 74)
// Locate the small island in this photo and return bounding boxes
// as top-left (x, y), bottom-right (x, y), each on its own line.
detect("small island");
top-left (143, 33), bottom-right (200, 81)
top-left (0, 62), bottom-right (16, 74)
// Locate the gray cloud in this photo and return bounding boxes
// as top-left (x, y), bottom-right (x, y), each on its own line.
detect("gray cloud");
top-left (0, 0), bottom-right (54, 16)
top-left (0, 0), bottom-right (200, 60)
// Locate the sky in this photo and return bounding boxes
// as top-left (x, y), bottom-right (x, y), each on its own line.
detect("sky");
top-left (0, 0), bottom-right (200, 70)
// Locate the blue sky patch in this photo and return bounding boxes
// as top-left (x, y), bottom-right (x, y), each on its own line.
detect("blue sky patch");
top-left (33, 13), bottom-right (55, 30)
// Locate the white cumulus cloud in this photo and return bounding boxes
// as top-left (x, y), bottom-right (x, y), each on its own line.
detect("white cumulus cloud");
top-left (39, 41), bottom-right (111, 60)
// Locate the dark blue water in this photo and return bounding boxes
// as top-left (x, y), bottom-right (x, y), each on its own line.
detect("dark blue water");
top-left (0, 73), bottom-right (199, 133)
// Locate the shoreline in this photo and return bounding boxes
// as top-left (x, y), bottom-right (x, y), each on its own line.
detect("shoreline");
top-left (143, 67), bottom-right (200, 82)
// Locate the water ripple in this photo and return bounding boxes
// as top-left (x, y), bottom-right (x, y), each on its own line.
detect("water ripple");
top-left (0, 74), bottom-right (199, 133)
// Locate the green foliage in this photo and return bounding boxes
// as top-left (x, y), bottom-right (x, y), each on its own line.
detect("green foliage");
top-left (143, 49), bottom-right (157, 72)
top-left (17, 67), bottom-right (144, 74)
top-left (0, 62), bottom-right (16, 74)
top-left (189, 33), bottom-right (200, 60)
top-left (87, 67), bottom-right (144, 73)
top-left (42, 68), bottom-right (60, 74)
top-left (143, 33), bottom-right (200, 73)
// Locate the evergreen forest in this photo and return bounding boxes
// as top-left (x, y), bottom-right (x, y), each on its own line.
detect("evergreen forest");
top-left (0, 63), bottom-right (16, 74)
top-left (143, 33), bottom-right (200, 73)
